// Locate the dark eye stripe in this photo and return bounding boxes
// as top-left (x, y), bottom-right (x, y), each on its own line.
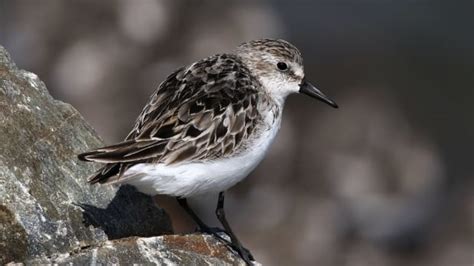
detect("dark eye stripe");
top-left (289, 70), bottom-right (297, 78)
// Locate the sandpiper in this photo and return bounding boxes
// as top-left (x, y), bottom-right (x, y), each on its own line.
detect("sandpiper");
top-left (79, 39), bottom-right (337, 264)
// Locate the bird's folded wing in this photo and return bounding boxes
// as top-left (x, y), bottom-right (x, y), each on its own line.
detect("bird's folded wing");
top-left (78, 54), bottom-right (263, 167)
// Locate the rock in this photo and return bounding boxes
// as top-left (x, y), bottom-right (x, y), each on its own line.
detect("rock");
top-left (0, 45), bottom-right (245, 265)
top-left (27, 234), bottom-right (243, 265)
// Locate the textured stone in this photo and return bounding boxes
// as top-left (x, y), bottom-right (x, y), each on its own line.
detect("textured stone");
top-left (27, 234), bottom-right (244, 265)
top-left (0, 45), bottom-right (245, 265)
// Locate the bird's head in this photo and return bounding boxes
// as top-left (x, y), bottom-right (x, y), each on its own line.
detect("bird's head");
top-left (236, 39), bottom-right (337, 108)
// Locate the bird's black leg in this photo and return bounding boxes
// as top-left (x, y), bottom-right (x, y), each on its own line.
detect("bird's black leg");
top-left (176, 197), bottom-right (229, 242)
top-left (215, 192), bottom-right (254, 264)
top-left (176, 197), bottom-right (209, 230)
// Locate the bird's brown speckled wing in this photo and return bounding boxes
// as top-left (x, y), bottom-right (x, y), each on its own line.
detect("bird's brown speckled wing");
top-left (78, 54), bottom-right (264, 183)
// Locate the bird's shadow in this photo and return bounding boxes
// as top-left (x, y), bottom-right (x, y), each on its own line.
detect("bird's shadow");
top-left (76, 185), bottom-right (173, 240)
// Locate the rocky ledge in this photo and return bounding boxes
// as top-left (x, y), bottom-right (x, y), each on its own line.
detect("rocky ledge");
top-left (0, 45), bottom-right (245, 265)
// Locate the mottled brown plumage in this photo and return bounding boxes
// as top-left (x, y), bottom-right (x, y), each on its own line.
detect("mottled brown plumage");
top-left (78, 39), bottom-right (337, 189)
top-left (79, 53), bottom-right (277, 184)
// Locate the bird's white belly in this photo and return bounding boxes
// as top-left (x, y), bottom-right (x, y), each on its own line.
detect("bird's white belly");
top-left (121, 122), bottom-right (280, 197)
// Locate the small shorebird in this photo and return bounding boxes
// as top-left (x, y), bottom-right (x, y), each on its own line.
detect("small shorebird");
top-left (79, 39), bottom-right (337, 264)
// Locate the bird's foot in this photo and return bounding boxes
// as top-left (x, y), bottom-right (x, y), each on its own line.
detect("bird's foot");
top-left (196, 226), bottom-right (231, 243)
top-left (196, 226), bottom-right (255, 264)
top-left (197, 226), bottom-right (227, 235)
top-left (229, 243), bottom-right (255, 265)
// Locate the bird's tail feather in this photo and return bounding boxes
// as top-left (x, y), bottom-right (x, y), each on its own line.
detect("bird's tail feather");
top-left (77, 139), bottom-right (160, 163)
top-left (85, 163), bottom-right (120, 184)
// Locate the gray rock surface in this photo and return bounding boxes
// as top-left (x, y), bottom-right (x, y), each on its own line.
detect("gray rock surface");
top-left (0, 45), bottom-right (244, 265)
top-left (27, 234), bottom-right (243, 265)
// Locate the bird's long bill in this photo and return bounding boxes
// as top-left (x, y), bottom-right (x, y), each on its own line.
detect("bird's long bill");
top-left (299, 80), bottom-right (338, 108)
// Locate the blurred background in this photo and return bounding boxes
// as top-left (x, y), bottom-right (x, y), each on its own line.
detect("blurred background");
top-left (1, 1), bottom-right (473, 265)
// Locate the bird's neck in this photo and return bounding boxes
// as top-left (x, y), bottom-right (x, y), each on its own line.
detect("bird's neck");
top-left (256, 90), bottom-right (283, 130)
top-left (258, 76), bottom-right (291, 107)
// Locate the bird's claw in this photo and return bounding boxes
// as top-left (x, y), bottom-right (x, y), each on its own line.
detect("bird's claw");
top-left (231, 244), bottom-right (255, 264)
top-left (197, 226), bottom-right (254, 264)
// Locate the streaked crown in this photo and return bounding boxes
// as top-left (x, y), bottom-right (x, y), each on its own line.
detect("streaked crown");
top-left (236, 39), bottom-right (306, 102)
top-left (238, 39), bottom-right (303, 65)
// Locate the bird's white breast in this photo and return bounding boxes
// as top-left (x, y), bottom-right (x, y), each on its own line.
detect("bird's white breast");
top-left (120, 112), bottom-right (281, 197)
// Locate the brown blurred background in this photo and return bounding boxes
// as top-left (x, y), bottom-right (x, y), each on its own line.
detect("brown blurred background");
top-left (1, 1), bottom-right (473, 265)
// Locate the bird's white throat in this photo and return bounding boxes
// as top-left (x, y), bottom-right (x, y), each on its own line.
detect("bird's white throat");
top-left (259, 76), bottom-right (299, 106)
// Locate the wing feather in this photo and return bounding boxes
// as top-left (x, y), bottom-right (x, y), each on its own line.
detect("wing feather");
top-left (78, 54), bottom-right (265, 183)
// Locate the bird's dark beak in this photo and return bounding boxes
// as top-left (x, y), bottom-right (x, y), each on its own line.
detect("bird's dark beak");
top-left (299, 80), bottom-right (338, 108)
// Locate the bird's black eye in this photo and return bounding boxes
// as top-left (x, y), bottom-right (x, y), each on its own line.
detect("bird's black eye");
top-left (277, 62), bottom-right (288, 71)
